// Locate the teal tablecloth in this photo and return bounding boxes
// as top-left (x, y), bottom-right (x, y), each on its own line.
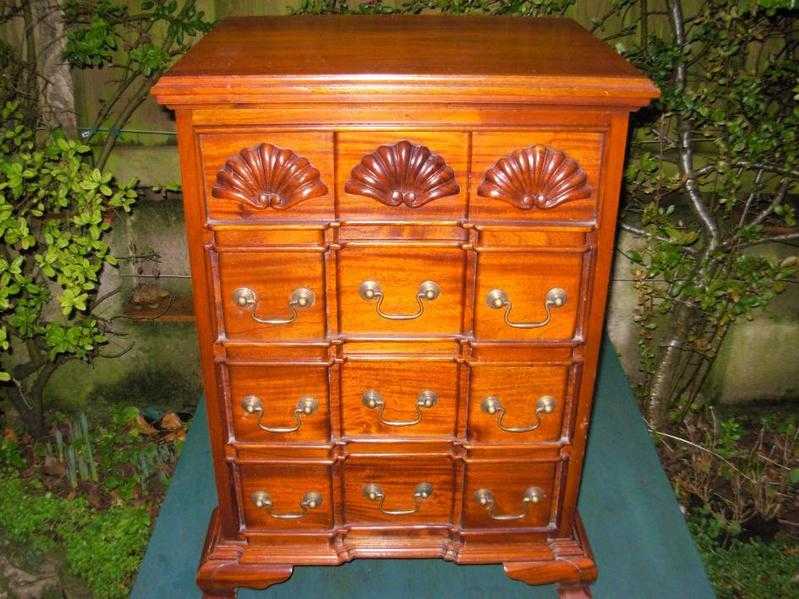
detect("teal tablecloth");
top-left (131, 341), bottom-right (715, 598)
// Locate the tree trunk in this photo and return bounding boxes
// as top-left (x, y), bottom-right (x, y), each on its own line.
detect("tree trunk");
top-left (3, 385), bottom-right (44, 437)
top-left (3, 359), bottom-right (61, 438)
top-left (646, 303), bottom-right (692, 428)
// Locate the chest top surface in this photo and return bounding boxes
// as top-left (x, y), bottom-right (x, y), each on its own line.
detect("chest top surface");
top-left (152, 15), bottom-right (658, 107)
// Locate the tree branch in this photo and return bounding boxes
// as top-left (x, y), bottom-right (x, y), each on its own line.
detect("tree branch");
top-left (741, 231), bottom-right (799, 248)
top-left (668, 0), bottom-right (720, 253)
top-left (621, 222), bottom-right (698, 254)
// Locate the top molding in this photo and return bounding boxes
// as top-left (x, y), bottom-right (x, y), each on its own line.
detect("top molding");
top-left (152, 16), bottom-right (659, 109)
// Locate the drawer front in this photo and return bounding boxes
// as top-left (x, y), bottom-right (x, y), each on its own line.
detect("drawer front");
top-left (228, 364), bottom-right (330, 443)
top-left (218, 250), bottom-right (326, 341)
top-left (470, 131), bottom-right (603, 223)
top-left (468, 364), bottom-right (568, 443)
top-left (462, 461), bottom-right (556, 529)
top-left (474, 251), bottom-right (583, 341)
top-left (338, 246), bottom-right (465, 336)
top-left (199, 131), bottom-right (334, 222)
top-left (341, 359), bottom-right (458, 438)
top-left (238, 463), bottom-right (332, 530)
top-left (344, 457), bottom-right (455, 525)
top-left (337, 131), bottom-right (468, 220)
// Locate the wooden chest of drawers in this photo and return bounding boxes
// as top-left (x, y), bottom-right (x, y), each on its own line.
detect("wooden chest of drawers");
top-left (153, 15), bottom-right (657, 598)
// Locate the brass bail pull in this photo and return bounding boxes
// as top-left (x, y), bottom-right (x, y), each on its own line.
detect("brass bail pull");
top-left (233, 287), bottom-right (315, 325)
top-left (359, 280), bottom-right (440, 321)
top-left (481, 395), bottom-right (556, 433)
top-left (241, 395), bottom-right (318, 434)
top-left (486, 287), bottom-right (567, 329)
top-left (251, 490), bottom-right (323, 519)
top-left (362, 389), bottom-right (438, 427)
top-left (474, 486), bottom-right (544, 521)
top-left (363, 482), bottom-right (433, 516)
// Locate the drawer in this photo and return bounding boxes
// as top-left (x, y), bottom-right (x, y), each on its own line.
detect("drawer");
top-left (337, 131), bottom-right (468, 220)
top-left (238, 463), bottom-right (332, 530)
top-left (474, 251), bottom-right (584, 341)
top-left (470, 131), bottom-right (603, 223)
top-left (468, 364), bottom-right (568, 443)
top-left (338, 246), bottom-right (465, 335)
top-left (227, 364), bottom-right (330, 443)
top-left (344, 457), bottom-right (455, 525)
top-left (199, 130), bottom-right (334, 222)
top-left (217, 250), bottom-right (326, 341)
top-left (462, 461), bottom-right (557, 529)
top-left (341, 359), bottom-right (458, 438)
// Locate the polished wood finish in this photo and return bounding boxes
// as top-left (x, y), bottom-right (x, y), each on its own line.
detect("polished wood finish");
top-left (154, 14), bottom-right (657, 598)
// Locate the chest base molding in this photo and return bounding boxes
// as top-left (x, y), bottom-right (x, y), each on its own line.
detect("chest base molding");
top-left (197, 508), bottom-right (596, 597)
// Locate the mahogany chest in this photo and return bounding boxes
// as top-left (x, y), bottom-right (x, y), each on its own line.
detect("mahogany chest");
top-left (152, 15), bottom-right (657, 598)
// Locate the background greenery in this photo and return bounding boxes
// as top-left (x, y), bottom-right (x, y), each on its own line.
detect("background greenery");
top-left (0, 0), bottom-right (797, 597)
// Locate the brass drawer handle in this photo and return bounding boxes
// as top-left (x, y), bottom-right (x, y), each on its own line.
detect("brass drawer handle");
top-left (362, 389), bottom-right (438, 427)
top-left (241, 395), bottom-right (318, 433)
top-left (359, 280), bottom-right (440, 321)
top-left (251, 490), bottom-right (323, 519)
top-left (363, 482), bottom-right (433, 516)
top-left (474, 486), bottom-right (543, 521)
top-left (233, 287), bottom-right (315, 325)
top-left (481, 395), bottom-right (556, 433)
top-left (486, 287), bottom-right (566, 329)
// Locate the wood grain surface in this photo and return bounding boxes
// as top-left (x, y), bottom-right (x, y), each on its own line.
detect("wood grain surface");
top-left (153, 14), bottom-right (659, 598)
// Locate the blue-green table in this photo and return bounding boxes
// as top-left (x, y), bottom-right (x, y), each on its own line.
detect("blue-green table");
top-left (132, 342), bottom-right (714, 598)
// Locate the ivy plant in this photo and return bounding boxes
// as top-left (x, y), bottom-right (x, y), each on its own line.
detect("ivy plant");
top-left (0, 101), bottom-right (136, 435)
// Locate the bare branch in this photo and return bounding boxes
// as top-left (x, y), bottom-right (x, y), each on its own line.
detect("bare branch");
top-left (668, 0), bottom-right (720, 252)
top-left (738, 169), bottom-right (765, 228)
top-left (750, 179), bottom-right (790, 228)
top-left (620, 223), bottom-right (698, 254)
top-left (741, 231), bottom-right (799, 248)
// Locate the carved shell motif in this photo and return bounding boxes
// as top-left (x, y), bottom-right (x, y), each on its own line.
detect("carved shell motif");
top-left (212, 143), bottom-right (328, 210)
top-left (345, 140), bottom-right (460, 208)
top-left (477, 145), bottom-right (592, 210)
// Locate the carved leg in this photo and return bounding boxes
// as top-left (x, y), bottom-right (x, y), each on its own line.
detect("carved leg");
top-left (197, 563), bottom-right (294, 598)
top-left (197, 509), bottom-right (294, 597)
top-left (558, 582), bottom-right (593, 598)
top-left (503, 516), bottom-right (597, 596)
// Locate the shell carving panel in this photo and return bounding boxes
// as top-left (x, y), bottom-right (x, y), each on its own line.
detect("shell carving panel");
top-left (478, 145), bottom-right (592, 210)
top-left (212, 143), bottom-right (328, 210)
top-left (345, 140), bottom-right (460, 208)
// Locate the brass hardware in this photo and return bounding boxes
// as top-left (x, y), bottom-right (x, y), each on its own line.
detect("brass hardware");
top-left (486, 287), bottom-right (567, 329)
top-left (359, 280), bottom-right (440, 320)
top-left (363, 482), bottom-right (433, 515)
top-left (474, 486), bottom-right (543, 521)
top-left (481, 395), bottom-right (556, 433)
top-left (233, 287), bottom-right (315, 325)
top-left (361, 389), bottom-right (438, 427)
top-left (241, 395), bottom-right (318, 433)
top-left (251, 490), bottom-right (323, 519)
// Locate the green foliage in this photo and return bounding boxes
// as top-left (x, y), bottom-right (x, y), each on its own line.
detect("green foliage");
top-left (602, 0), bottom-right (799, 426)
top-left (665, 408), bottom-right (797, 551)
top-left (0, 101), bottom-right (136, 379)
top-left (63, 0), bottom-right (211, 76)
top-left (293, 0), bottom-right (575, 16)
top-left (0, 437), bottom-right (24, 471)
top-left (0, 407), bottom-right (182, 597)
top-left (0, 475), bottom-right (150, 598)
top-left (689, 510), bottom-right (799, 599)
top-left (62, 0), bottom-right (212, 153)
top-left (61, 504), bottom-right (151, 599)
top-left (91, 405), bottom-right (182, 500)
